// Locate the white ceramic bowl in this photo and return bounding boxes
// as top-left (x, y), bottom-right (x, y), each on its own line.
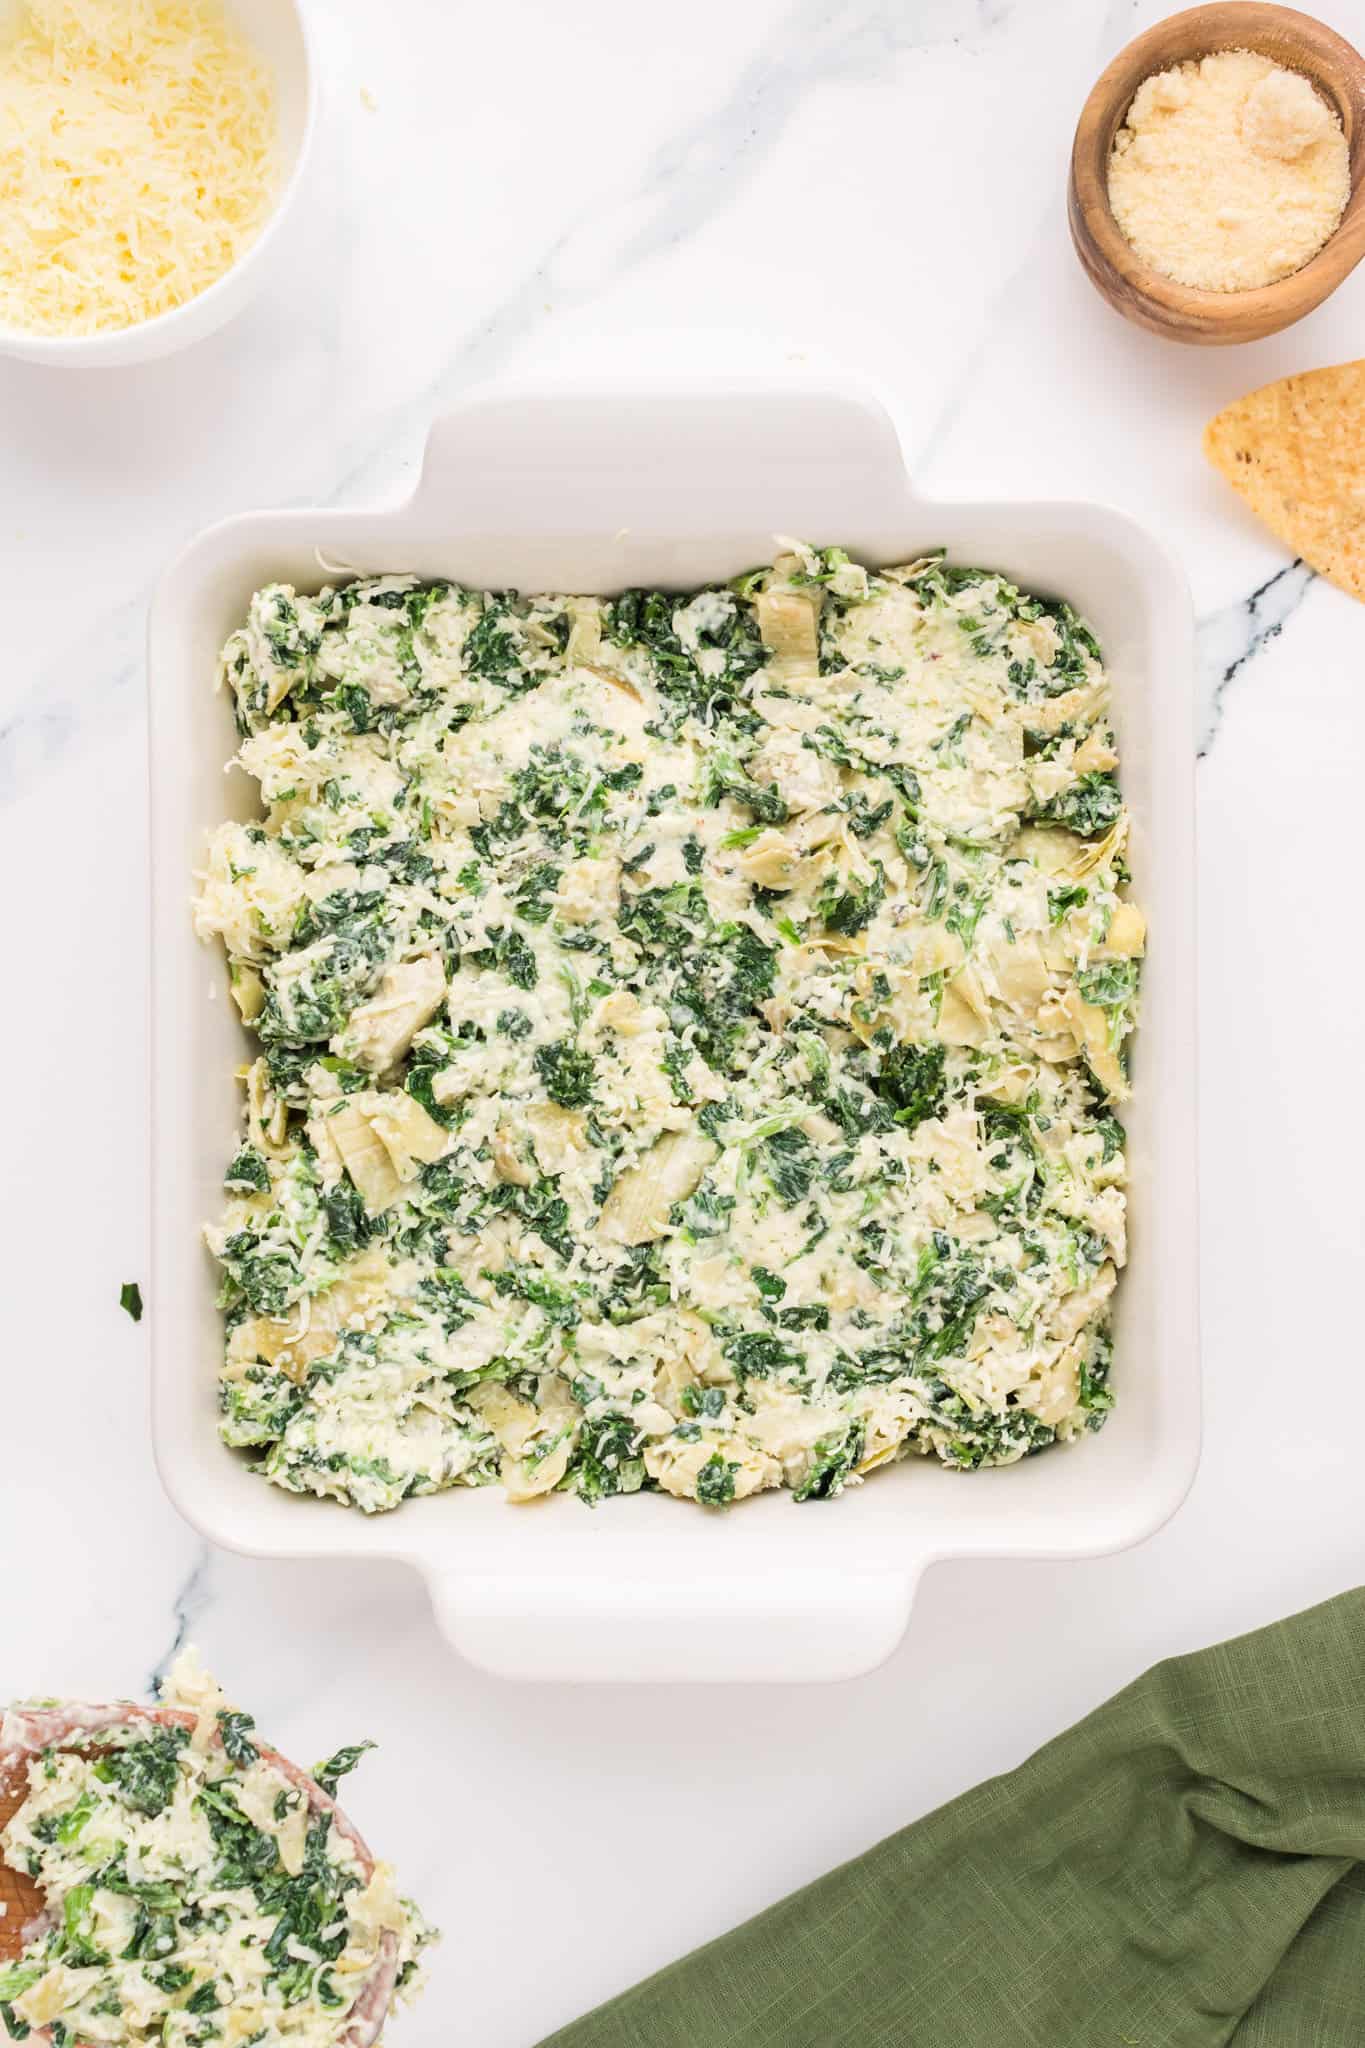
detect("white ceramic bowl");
top-left (148, 378), bottom-right (1201, 1684)
top-left (0, 0), bottom-right (316, 367)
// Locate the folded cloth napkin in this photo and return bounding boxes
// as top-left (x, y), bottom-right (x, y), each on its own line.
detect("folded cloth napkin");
top-left (539, 1592), bottom-right (1365, 2047)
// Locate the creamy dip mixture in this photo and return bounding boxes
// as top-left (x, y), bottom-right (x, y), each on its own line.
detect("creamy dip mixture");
top-left (195, 545), bottom-right (1142, 1512)
top-left (0, 1656), bottom-right (433, 2048)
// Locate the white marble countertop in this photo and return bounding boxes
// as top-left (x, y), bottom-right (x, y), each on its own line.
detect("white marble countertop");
top-left (3, 0), bottom-right (1363, 2040)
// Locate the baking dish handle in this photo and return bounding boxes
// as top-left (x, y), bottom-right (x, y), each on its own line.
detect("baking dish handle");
top-left (410, 377), bottom-right (915, 535)
top-left (426, 1566), bottom-right (921, 1684)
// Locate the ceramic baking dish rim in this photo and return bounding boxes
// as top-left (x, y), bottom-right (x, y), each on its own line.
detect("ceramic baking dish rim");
top-left (147, 376), bottom-right (1201, 1683)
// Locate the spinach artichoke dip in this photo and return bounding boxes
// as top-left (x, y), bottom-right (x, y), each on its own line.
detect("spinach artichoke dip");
top-left (0, 1655), bottom-right (434, 2048)
top-left (194, 543), bottom-right (1143, 1513)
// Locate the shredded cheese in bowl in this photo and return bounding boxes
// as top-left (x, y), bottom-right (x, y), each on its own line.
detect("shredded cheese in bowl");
top-left (1107, 49), bottom-right (1350, 293)
top-left (0, 0), bottom-right (278, 336)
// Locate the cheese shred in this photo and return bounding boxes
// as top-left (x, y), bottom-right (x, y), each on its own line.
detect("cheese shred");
top-left (0, 0), bottom-right (278, 336)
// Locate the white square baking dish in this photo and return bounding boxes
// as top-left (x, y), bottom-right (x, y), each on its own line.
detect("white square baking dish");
top-left (148, 379), bottom-right (1200, 1683)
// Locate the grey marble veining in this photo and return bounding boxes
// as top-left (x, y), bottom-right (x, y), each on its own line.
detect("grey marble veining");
top-left (1196, 561), bottom-right (1316, 759)
top-left (147, 1545), bottom-right (215, 1697)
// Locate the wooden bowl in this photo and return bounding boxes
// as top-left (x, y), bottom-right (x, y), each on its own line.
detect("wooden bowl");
top-left (0, 1713), bottom-right (399, 2048)
top-left (0, 1755), bottom-right (43, 1961)
top-left (1069, 3), bottom-right (1365, 343)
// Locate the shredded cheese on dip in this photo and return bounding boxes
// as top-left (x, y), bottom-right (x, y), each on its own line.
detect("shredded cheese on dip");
top-left (195, 547), bottom-right (1143, 1513)
top-left (1108, 49), bottom-right (1349, 292)
top-left (0, 0), bottom-right (277, 336)
top-left (0, 1653), bottom-right (435, 2048)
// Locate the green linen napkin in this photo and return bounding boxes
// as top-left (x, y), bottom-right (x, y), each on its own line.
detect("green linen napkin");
top-left (540, 1592), bottom-right (1365, 2046)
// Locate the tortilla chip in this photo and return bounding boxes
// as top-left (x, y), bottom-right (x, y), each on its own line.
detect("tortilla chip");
top-left (1204, 361), bottom-right (1365, 603)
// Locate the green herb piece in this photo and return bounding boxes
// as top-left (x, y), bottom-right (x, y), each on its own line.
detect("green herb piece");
top-left (695, 1454), bottom-right (738, 1507)
top-left (877, 1042), bottom-right (946, 1129)
top-left (216, 1710), bottom-right (259, 1768)
top-left (534, 1039), bottom-right (597, 1108)
top-left (312, 1742), bottom-right (376, 1799)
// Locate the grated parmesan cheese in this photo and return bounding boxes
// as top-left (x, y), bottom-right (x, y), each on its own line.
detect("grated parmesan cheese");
top-left (1108, 49), bottom-right (1349, 293)
top-left (0, 0), bottom-right (277, 335)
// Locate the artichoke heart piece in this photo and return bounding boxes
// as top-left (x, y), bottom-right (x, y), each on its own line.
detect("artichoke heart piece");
top-left (229, 961), bottom-right (265, 1024)
top-left (915, 925), bottom-right (967, 978)
top-left (369, 1092), bottom-right (449, 1176)
top-left (579, 661), bottom-right (642, 705)
top-left (736, 828), bottom-right (825, 892)
top-left (1041, 987), bottom-right (1128, 1102)
top-left (1073, 727), bottom-right (1118, 775)
top-left (566, 599), bottom-right (604, 664)
top-left (1101, 900), bottom-right (1146, 958)
top-left (644, 1432), bottom-right (781, 1504)
top-left (471, 1383), bottom-right (578, 1500)
top-left (503, 1434), bottom-right (575, 1502)
top-left (986, 932), bottom-right (1051, 1016)
top-left (1017, 1340), bottom-right (1083, 1428)
top-left (327, 1098), bottom-right (403, 1211)
top-left (597, 1130), bottom-right (717, 1246)
top-left (469, 1383), bottom-right (543, 1454)
top-left (752, 690), bottom-right (827, 734)
top-left (496, 1102), bottom-right (595, 1185)
top-left (1052, 1263), bottom-right (1118, 1345)
top-left (938, 966), bottom-right (991, 1048)
top-left (491, 1123), bottom-right (535, 1187)
top-left (1012, 825), bottom-right (1085, 875)
top-left (1023, 681), bottom-right (1107, 736)
top-left (340, 954), bottom-right (447, 1074)
top-left (1067, 817), bottom-right (1127, 881)
top-left (230, 1247), bottom-right (393, 1384)
top-left (756, 586), bottom-right (821, 665)
top-left (1014, 818), bottom-right (1124, 881)
top-left (14, 1970), bottom-right (78, 2030)
top-left (526, 1102), bottom-right (590, 1177)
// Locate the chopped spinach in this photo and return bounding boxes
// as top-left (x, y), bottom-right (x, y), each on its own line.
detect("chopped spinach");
top-left (311, 1741), bottom-right (376, 1799)
top-left (224, 1147), bottom-right (270, 1193)
top-left (93, 1727), bottom-right (190, 1819)
top-left (570, 1413), bottom-right (648, 1503)
top-left (695, 1453), bottom-right (738, 1507)
top-left (534, 1039), bottom-right (597, 1108)
top-left (1033, 771), bottom-right (1122, 838)
top-left (215, 1711), bottom-right (259, 1768)
top-left (876, 1041), bottom-right (946, 1129)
